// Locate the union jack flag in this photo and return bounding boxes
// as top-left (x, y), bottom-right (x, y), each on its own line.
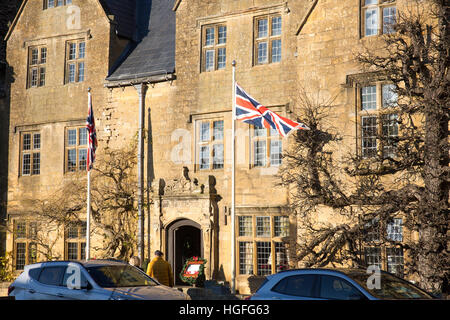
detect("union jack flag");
top-left (86, 92), bottom-right (97, 171)
top-left (235, 83), bottom-right (309, 137)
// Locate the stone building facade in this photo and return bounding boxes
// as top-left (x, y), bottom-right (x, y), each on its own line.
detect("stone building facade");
top-left (0, 0), bottom-right (23, 256)
top-left (5, 0), bottom-right (135, 269)
top-left (5, 0), bottom-right (408, 294)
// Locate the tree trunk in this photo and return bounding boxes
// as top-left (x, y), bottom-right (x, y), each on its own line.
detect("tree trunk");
top-left (418, 107), bottom-right (448, 294)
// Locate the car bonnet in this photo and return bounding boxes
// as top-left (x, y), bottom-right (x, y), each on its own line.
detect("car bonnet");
top-left (105, 285), bottom-right (188, 300)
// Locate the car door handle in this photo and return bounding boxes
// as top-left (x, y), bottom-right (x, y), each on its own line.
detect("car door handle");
top-left (28, 289), bottom-right (35, 294)
top-left (57, 293), bottom-right (64, 298)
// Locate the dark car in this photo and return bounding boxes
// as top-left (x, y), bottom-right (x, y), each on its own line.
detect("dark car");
top-left (249, 268), bottom-right (435, 300)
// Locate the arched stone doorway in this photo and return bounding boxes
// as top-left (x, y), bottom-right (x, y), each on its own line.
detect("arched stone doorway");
top-left (166, 219), bottom-right (203, 285)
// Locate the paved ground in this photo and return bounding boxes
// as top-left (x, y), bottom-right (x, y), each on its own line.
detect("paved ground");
top-left (176, 285), bottom-right (244, 300)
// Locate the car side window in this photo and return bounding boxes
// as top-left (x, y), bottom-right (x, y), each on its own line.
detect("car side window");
top-left (38, 266), bottom-right (66, 286)
top-left (28, 267), bottom-right (42, 280)
top-left (62, 265), bottom-right (89, 289)
top-left (272, 275), bottom-right (317, 297)
top-left (319, 275), bottom-right (365, 300)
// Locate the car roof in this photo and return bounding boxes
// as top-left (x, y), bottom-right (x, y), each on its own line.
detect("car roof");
top-left (268, 267), bottom-right (378, 279)
top-left (25, 259), bottom-right (129, 269)
top-left (276, 267), bottom-right (365, 274)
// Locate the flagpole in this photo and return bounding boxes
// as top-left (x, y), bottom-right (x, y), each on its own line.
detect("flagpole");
top-left (86, 87), bottom-right (92, 261)
top-left (231, 60), bottom-right (236, 294)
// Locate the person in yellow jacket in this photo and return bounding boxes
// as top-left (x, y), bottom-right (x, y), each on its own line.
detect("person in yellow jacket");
top-left (146, 250), bottom-right (174, 287)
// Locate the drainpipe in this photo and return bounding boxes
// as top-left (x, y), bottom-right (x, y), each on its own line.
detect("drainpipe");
top-left (134, 83), bottom-right (148, 266)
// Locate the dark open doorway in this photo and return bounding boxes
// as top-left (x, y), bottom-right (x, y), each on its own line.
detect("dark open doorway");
top-left (166, 219), bottom-right (202, 286)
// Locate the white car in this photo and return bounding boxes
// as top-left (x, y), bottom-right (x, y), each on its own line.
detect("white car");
top-left (8, 259), bottom-right (190, 300)
top-left (249, 268), bottom-right (435, 300)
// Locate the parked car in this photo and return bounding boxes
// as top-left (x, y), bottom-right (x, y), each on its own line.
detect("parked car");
top-left (8, 259), bottom-right (190, 300)
top-left (249, 268), bottom-right (435, 300)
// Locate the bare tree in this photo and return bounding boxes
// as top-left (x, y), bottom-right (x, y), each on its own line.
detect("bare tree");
top-left (31, 140), bottom-right (143, 261)
top-left (280, 0), bottom-right (449, 295)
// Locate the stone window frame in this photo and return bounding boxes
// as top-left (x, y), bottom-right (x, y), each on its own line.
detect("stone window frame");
top-left (65, 126), bottom-right (88, 173)
top-left (44, 0), bottom-right (72, 9)
top-left (27, 46), bottom-right (47, 89)
top-left (361, 0), bottom-right (396, 37)
top-left (65, 39), bottom-right (86, 84)
top-left (20, 131), bottom-right (41, 176)
top-left (363, 217), bottom-right (405, 278)
top-left (253, 13), bottom-right (282, 66)
top-left (359, 82), bottom-right (399, 159)
top-left (196, 118), bottom-right (225, 171)
top-left (201, 23), bottom-right (227, 72)
top-left (13, 220), bottom-right (38, 271)
top-left (364, 245), bottom-right (405, 278)
top-left (250, 126), bottom-right (283, 168)
top-left (236, 213), bottom-right (290, 276)
top-left (64, 223), bottom-right (86, 261)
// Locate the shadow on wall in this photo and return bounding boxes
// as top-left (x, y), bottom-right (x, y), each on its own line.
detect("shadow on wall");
top-left (0, 61), bottom-right (13, 256)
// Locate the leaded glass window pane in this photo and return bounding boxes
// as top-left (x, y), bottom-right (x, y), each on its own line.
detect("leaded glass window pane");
top-left (257, 42), bottom-right (268, 64)
top-left (239, 242), bottom-right (253, 275)
top-left (257, 241), bottom-right (271, 275)
top-left (365, 247), bottom-right (382, 269)
top-left (362, 116), bottom-right (377, 158)
top-left (365, 8), bottom-right (378, 36)
top-left (270, 140), bottom-right (282, 166)
top-left (271, 16), bottom-right (282, 36)
top-left (271, 39), bottom-right (281, 63)
top-left (68, 129), bottom-right (77, 146)
top-left (386, 247), bottom-right (404, 277)
top-left (275, 242), bottom-right (288, 272)
top-left (238, 216), bottom-right (253, 237)
top-left (217, 48), bottom-right (226, 69)
top-left (274, 216), bottom-right (289, 237)
top-left (218, 26), bottom-right (227, 44)
top-left (254, 140), bottom-right (266, 167)
top-left (383, 6), bottom-right (396, 34)
top-left (200, 146), bottom-right (210, 170)
top-left (362, 86), bottom-right (377, 110)
top-left (256, 216), bottom-right (270, 237)
top-left (205, 28), bottom-right (215, 46)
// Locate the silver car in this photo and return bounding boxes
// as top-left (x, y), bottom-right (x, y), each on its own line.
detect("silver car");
top-left (249, 268), bottom-right (435, 300)
top-left (8, 259), bottom-right (190, 300)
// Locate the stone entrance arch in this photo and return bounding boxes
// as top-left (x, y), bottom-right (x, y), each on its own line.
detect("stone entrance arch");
top-left (151, 168), bottom-right (220, 284)
top-left (166, 219), bottom-right (203, 285)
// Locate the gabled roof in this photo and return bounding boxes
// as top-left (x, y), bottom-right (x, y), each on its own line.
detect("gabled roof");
top-left (5, 0), bottom-right (136, 41)
top-left (106, 0), bottom-right (176, 83)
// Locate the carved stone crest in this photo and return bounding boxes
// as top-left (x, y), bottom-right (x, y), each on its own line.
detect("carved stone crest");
top-left (161, 167), bottom-right (206, 196)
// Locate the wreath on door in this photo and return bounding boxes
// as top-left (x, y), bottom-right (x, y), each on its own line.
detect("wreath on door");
top-left (179, 256), bottom-right (207, 286)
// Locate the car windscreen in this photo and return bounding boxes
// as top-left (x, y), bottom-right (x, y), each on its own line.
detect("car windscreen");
top-left (86, 265), bottom-right (159, 288)
top-left (348, 271), bottom-right (433, 299)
